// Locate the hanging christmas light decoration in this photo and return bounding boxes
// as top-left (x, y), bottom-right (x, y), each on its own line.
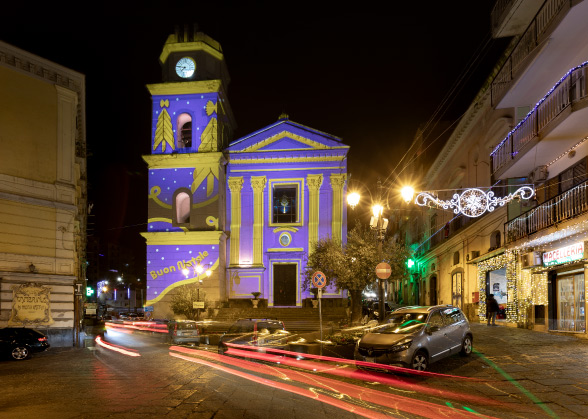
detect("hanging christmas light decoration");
top-left (415, 186), bottom-right (535, 218)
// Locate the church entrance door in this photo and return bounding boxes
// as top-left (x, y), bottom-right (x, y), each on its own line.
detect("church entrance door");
top-left (273, 264), bottom-right (297, 306)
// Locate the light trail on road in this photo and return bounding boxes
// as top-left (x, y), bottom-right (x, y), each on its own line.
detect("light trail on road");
top-left (169, 350), bottom-right (393, 419)
top-left (170, 345), bottom-right (500, 418)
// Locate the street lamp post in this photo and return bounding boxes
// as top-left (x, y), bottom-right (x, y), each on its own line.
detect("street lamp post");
top-left (347, 178), bottom-right (389, 322)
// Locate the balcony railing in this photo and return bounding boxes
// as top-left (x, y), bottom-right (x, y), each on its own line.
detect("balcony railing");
top-left (491, 0), bottom-right (570, 104)
top-left (491, 63), bottom-right (588, 175)
top-left (505, 180), bottom-right (588, 243)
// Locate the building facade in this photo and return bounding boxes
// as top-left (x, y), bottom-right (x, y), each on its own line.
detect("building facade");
top-left (408, 0), bottom-right (588, 338)
top-left (0, 41), bottom-right (87, 346)
top-left (142, 29), bottom-right (348, 319)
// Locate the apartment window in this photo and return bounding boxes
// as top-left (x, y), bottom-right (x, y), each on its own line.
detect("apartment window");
top-left (273, 185), bottom-right (297, 224)
top-left (177, 113), bottom-right (192, 148)
top-left (453, 251), bottom-right (460, 265)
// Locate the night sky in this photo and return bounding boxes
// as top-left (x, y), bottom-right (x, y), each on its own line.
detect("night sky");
top-left (0, 2), bottom-right (509, 265)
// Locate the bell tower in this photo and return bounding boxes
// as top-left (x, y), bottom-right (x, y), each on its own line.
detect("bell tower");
top-left (141, 25), bottom-right (235, 317)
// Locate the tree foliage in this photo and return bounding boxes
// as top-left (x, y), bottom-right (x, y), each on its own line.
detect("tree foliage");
top-left (304, 224), bottom-right (410, 323)
top-left (169, 285), bottom-right (206, 320)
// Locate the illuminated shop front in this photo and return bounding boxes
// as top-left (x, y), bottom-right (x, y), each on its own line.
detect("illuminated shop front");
top-left (541, 242), bottom-right (586, 333)
top-left (476, 252), bottom-right (517, 323)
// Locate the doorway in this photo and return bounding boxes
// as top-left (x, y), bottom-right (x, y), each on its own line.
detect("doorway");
top-left (273, 264), bottom-right (297, 306)
top-left (430, 276), bottom-right (437, 305)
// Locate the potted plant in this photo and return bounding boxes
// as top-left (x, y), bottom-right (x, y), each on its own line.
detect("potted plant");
top-left (310, 288), bottom-right (319, 308)
top-left (251, 291), bottom-right (261, 308)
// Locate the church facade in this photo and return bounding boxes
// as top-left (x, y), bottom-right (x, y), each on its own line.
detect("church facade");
top-left (142, 29), bottom-right (348, 318)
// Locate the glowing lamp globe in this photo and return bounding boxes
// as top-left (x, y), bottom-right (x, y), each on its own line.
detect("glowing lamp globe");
top-left (372, 204), bottom-right (383, 218)
top-left (206, 269), bottom-right (212, 277)
top-left (182, 268), bottom-right (189, 277)
top-left (347, 192), bottom-right (360, 209)
top-left (401, 186), bottom-right (415, 203)
top-left (196, 264), bottom-right (204, 274)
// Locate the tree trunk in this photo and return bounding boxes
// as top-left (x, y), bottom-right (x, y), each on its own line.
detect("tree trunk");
top-left (350, 289), bottom-right (363, 324)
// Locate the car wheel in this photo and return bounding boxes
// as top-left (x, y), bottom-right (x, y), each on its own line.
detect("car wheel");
top-left (460, 335), bottom-right (473, 356)
top-left (11, 346), bottom-right (29, 360)
top-left (411, 350), bottom-right (428, 371)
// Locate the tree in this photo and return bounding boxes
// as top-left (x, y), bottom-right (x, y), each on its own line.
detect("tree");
top-left (169, 285), bottom-right (206, 320)
top-left (304, 224), bottom-right (410, 324)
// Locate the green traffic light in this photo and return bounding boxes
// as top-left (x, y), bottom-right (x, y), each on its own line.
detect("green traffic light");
top-left (407, 259), bottom-right (415, 269)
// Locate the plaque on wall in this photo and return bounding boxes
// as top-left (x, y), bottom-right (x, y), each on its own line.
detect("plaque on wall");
top-left (8, 283), bottom-right (54, 326)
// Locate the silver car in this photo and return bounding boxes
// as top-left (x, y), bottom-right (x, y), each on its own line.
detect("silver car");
top-left (355, 305), bottom-right (473, 371)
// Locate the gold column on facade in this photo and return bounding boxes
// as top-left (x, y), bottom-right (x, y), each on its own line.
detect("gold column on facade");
top-left (251, 176), bottom-right (266, 266)
top-left (330, 174), bottom-right (346, 243)
top-left (307, 174), bottom-right (323, 254)
top-left (228, 177), bottom-right (244, 265)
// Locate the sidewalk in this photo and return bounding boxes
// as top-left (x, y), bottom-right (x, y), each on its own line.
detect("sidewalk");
top-left (464, 322), bottom-right (588, 418)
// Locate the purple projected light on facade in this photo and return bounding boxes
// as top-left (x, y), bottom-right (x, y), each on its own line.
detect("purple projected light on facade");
top-left (146, 244), bottom-right (218, 303)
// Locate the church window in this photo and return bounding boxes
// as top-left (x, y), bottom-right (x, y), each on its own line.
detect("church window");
top-left (272, 185), bottom-right (298, 224)
top-left (175, 192), bottom-right (191, 224)
top-left (177, 113), bottom-right (192, 148)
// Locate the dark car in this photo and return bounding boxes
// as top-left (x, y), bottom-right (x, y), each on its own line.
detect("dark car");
top-left (167, 320), bottom-right (202, 345)
top-left (0, 327), bottom-right (50, 360)
top-left (355, 305), bottom-right (473, 371)
top-left (218, 319), bottom-right (290, 355)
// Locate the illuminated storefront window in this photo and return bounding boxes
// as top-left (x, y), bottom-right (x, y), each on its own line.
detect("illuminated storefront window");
top-left (556, 273), bottom-right (585, 332)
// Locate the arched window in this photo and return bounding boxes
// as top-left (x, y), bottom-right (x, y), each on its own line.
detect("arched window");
top-left (175, 192), bottom-right (190, 224)
top-left (177, 113), bottom-right (192, 148)
top-left (453, 251), bottom-right (460, 265)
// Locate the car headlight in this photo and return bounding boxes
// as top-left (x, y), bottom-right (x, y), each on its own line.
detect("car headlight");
top-left (389, 339), bottom-right (412, 353)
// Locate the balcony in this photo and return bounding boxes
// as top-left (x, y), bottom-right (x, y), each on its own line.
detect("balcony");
top-left (490, 63), bottom-right (588, 179)
top-left (491, 0), bottom-right (573, 106)
top-left (505, 179), bottom-right (588, 243)
top-left (491, 0), bottom-right (544, 38)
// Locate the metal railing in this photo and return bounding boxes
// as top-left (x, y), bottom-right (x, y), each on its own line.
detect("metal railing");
top-left (505, 180), bottom-right (588, 243)
top-left (491, 0), bottom-right (569, 104)
top-left (491, 64), bottom-right (588, 175)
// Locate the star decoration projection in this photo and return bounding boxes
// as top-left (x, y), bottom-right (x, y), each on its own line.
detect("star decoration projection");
top-left (416, 186), bottom-right (535, 218)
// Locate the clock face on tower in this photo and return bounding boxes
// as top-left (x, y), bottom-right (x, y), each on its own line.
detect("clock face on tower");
top-left (175, 57), bottom-right (196, 78)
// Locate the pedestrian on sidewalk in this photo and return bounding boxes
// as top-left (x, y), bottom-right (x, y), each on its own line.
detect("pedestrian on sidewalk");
top-left (486, 294), bottom-right (499, 326)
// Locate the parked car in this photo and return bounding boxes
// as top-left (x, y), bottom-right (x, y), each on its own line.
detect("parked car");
top-left (0, 327), bottom-right (50, 360)
top-left (167, 320), bottom-right (202, 345)
top-left (355, 305), bottom-right (473, 371)
top-left (218, 319), bottom-right (290, 355)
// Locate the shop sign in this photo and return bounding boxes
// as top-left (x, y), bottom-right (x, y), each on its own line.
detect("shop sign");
top-left (543, 242), bottom-right (586, 267)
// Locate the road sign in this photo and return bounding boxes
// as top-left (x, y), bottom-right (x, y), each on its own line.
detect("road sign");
top-left (312, 271), bottom-right (327, 289)
top-left (376, 262), bottom-right (392, 279)
top-left (193, 301), bottom-right (205, 309)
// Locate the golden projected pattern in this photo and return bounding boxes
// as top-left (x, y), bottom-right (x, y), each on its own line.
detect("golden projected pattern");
top-left (153, 101), bottom-right (174, 152)
top-left (191, 165), bottom-right (219, 197)
top-left (199, 117), bottom-right (217, 152)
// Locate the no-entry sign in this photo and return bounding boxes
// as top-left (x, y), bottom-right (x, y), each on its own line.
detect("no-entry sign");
top-left (376, 262), bottom-right (391, 279)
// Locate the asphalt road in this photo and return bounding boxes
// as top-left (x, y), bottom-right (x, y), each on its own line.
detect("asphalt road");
top-left (1, 322), bottom-right (587, 418)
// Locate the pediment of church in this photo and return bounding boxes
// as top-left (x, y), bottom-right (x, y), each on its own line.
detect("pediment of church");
top-left (226, 119), bottom-right (348, 154)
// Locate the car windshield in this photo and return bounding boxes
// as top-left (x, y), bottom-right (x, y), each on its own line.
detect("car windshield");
top-left (375, 312), bottom-right (428, 334)
top-left (176, 322), bottom-right (198, 330)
